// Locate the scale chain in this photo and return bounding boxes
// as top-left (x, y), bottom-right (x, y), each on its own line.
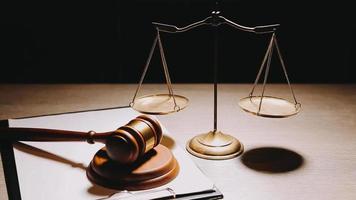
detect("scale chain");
top-left (250, 33), bottom-right (275, 97)
top-left (157, 31), bottom-right (173, 95)
top-left (273, 34), bottom-right (299, 105)
top-left (258, 33), bottom-right (275, 114)
top-left (157, 30), bottom-right (179, 110)
top-left (130, 35), bottom-right (159, 106)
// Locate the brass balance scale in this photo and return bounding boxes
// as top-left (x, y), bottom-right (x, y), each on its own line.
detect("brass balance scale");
top-left (0, 6), bottom-right (302, 194)
top-left (130, 9), bottom-right (301, 160)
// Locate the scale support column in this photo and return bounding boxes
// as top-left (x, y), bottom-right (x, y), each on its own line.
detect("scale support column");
top-left (186, 17), bottom-right (243, 159)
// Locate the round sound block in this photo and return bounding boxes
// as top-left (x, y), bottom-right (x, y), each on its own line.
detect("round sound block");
top-left (87, 145), bottom-right (179, 190)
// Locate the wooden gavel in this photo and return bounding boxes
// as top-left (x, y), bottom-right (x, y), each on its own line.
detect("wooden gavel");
top-left (0, 115), bottom-right (163, 164)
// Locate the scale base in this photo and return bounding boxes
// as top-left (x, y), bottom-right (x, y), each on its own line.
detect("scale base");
top-left (186, 131), bottom-right (244, 160)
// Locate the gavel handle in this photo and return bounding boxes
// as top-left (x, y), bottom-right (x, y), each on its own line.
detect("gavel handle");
top-left (0, 127), bottom-right (112, 143)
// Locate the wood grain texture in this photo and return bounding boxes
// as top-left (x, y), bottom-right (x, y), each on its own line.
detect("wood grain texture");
top-left (1, 84), bottom-right (356, 200)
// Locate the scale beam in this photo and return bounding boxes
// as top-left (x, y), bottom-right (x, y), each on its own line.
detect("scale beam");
top-left (153, 11), bottom-right (279, 34)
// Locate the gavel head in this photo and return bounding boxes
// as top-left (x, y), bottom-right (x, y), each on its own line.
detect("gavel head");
top-left (105, 115), bottom-right (163, 164)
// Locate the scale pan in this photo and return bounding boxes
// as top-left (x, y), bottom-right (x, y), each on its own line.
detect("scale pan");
top-left (239, 96), bottom-right (300, 118)
top-left (131, 94), bottom-right (189, 115)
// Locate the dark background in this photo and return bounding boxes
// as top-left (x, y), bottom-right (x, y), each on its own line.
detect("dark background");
top-left (1, 0), bottom-right (355, 83)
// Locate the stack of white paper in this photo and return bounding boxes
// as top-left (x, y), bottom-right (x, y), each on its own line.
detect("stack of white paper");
top-left (9, 108), bottom-right (217, 200)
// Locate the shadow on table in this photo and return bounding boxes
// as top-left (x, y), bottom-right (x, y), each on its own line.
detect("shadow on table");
top-left (161, 134), bottom-right (176, 149)
top-left (240, 147), bottom-right (304, 173)
top-left (14, 142), bottom-right (87, 170)
top-left (87, 185), bottom-right (117, 197)
top-left (13, 142), bottom-right (116, 196)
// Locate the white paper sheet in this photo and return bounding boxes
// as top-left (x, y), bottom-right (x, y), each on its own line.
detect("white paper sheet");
top-left (9, 108), bottom-right (214, 200)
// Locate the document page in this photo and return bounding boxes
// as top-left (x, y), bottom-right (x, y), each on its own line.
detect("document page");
top-left (9, 108), bottom-right (215, 199)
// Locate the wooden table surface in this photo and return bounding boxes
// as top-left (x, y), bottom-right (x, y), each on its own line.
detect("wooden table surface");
top-left (1, 84), bottom-right (356, 200)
